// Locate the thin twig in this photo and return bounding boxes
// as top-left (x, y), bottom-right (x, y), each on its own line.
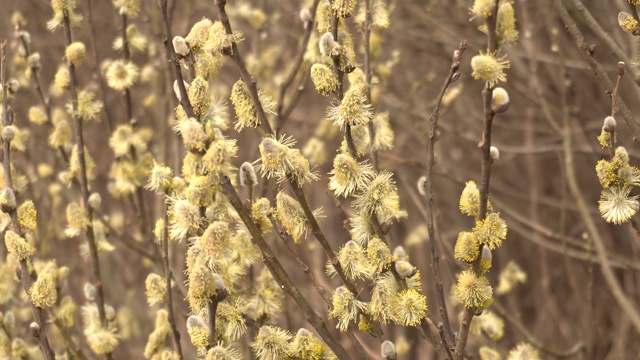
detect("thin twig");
top-left (61, 12), bottom-right (112, 359)
top-left (219, 175), bottom-right (352, 359)
top-left (454, 4), bottom-right (499, 357)
top-left (1, 40), bottom-right (56, 360)
top-left (362, 0), bottom-right (379, 170)
top-left (276, 0), bottom-right (321, 135)
top-left (157, 0), bottom-right (196, 118)
top-left (162, 198), bottom-right (183, 358)
top-left (214, 0), bottom-right (273, 135)
top-left (424, 41), bottom-right (466, 355)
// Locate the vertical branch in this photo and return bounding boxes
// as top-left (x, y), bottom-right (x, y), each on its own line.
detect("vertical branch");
top-left (275, 0), bottom-right (321, 135)
top-left (1, 41), bottom-right (56, 360)
top-left (362, 0), bottom-right (378, 170)
top-left (424, 42), bottom-right (466, 353)
top-left (61, 12), bottom-right (111, 359)
top-left (214, 0), bottom-right (273, 135)
top-left (218, 175), bottom-right (352, 360)
top-left (162, 199), bottom-right (183, 358)
top-left (157, 0), bottom-right (196, 118)
top-left (86, 0), bottom-right (115, 131)
top-left (454, 5), bottom-right (499, 358)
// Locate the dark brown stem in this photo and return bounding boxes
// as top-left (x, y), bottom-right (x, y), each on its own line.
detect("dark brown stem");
top-left (276, 0), bottom-right (320, 135)
top-left (208, 300), bottom-right (219, 346)
top-left (162, 198), bottom-right (183, 358)
top-left (219, 175), bottom-right (352, 359)
top-left (157, 0), bottom-right (196, 118)
top-left (424, 42), bottom-right (466, 356)
top-left (214, 0), bottom-right (273, 135)
top-left (1, 40), bottom-right (56, 360)
top-left (62, 13), bottom-right (111, 359)
top-left (454, 5), bottom-right (498, 358)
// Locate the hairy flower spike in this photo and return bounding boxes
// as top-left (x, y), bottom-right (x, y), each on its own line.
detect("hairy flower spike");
top-left (319, 32), bottom-right (339, 57)
top-left (496, 1), bottom-right (518, 46)
top-left (332, 0), bottom-right (356, 17)
top-left (310, 63), bottom-right (339, 96)
top-left (456, 269), bottom-right (493, 309)
top-left (329, 154), bottom-right (375, 197)
top-left (353, 171), bottom-right (404, 223)
top-left (189, 77), bottom-right (211, 119)
top-left (65, 42), bottom-right (86, 66)
top-left (316, 2), bottom-right (332, 33)
top-left (186, 315), bottom-right (210, 348)
top-left (454, 231), bottom-right (479, 263)
top-left (70, 90), bottom-right (103, 122)
top-left (178, 118), bottom-right (208, 152)
top-left (473, 212), bottom-right (507, 250)
top-left (5, 231), bottom-right (35, 261)
top-left (145, 273), bottom-right (167, 306)
top-left (30, 263), bottom-right (58, 308)
top-left (275, 192), bottom-right (308, 242)
top-left (17, 200), bottom-right (37, 234)
top-left (186, 18), bottom-right (214, 50)
top-left (106, 60), bottom-right (139, 90)
top-left (168, 198), bottom-right (202, 241)
top-left (471, 52), bottom-right (510, 88)
top-left (289, 328), bottom-right (330, 360)
top-left (599, 185), bottom-right (639, 224)
top-left (329, 286), bottom-right (364, 331)
top-left (327, 88), bottom-right (372, 129)
top-left (393, 289), bottom-right (427, 326)
top-left (113, 0), bottom-right (141, 18)
top-left (507, 343), bottom-right (540, 360)
top-left (619, 12), bottom-right (639, 34)
top-left (470, 310), bottom-right (504, 340)
top-left (336, 241), bottom-right (372, 280)
top-left (470, 0), bottom-right (496, 18)
top-left (252, 198), bottom-right (273, 233)
top-left (65, 202), bottom-right (90, 237)
top-left (230, 80), bottom-right (275, 131)
top-left (146, 161), bottom-right (173, 193)
top-left (367, 237), bottom-right (393, 275)
top-left (252, 326), bottom-right (292, 360)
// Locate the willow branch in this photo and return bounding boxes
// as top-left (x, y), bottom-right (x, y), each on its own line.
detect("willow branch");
top-left (214, 0), bottom-right (273, 134)
top-left (161, 198), bottom-right (183, 358)
top-left (62, 13), bottom-right (111, 359)
top-left (424, 42), bottom-right (466, 354)
top-left (1, 40), bottom-right (56, 360)
top-left (219, 175), bottom-right (352, 359)
top-left (276, 0), bottom-right (320, 134)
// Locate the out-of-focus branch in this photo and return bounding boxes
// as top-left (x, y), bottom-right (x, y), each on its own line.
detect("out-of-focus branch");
top-left (423, 41), bottom-right (466, 356)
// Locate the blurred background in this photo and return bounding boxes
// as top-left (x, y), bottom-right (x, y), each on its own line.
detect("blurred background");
top-left (1, 0), bottom-right (639, 358)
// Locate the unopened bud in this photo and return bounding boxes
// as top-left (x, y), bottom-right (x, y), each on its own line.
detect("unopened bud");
top-left (319, 32), bottom-right (339, 57)
top-left (173, 80), bottom-right (190, 101)
top-left (489, 146), bottom-right (500, 162)
top-left (395, 260), bottom-right (417, 278)
top-left (0, 188), bottom-right (16, 213)
top-left (603, 116), bottom-right (617, 132)
top-left (417, 176), bottom-right (427, 196)
top-left (8, 80), bottom-right (19, 94)
top-left (239, 162), bottom-right (258, 187)
top-left (4, 312), bottom-right (15, 334)
top-left (84, 282), bottom-right (96, 301)
top-left (300, 8), bottom-right (312, 28)
top-left (105, 305), bottom-right (116, 322)
top-left (27, 52), bottom-right (41, 70)
top-left (393, 246), bottom-right (407, 261)
top-left (381, 340), bottom-right (397, 360)
top-left (88, 192), bottom-right (102, 210)
top-left (172, 36), bottom-right (190, 57)
top-left (491, 87), bottom-right (510, 113)
top-left (2, 126), bottom-right (15, 142)
top-left (29, 322), bottom-right (41, 339)
top-left (65, 42), bottom-right (86, 67)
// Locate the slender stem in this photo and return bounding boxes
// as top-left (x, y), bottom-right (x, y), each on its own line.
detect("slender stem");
top-left (62, 13), bottom-right (112, 360)
top-left (362, 0), bottom-right (378, 170)
top-left (214, 0), bottom-right (273, 135)
top-left (86, 0), bottom-right (115, 131)
top-left (162, 198), bottom-right (183, 358)
top-left (208, 300), bottom-right (219, 346)
top-left (157, 0), bottom-right (195, 118)
top-left (219, 175), bottom-right (352, 360)
top-left (1, 40), bottom-right (56, 360)
top-left (424, 42), bottom-right (466, 355)
top-left (454, 5), bottom-right (498, 358)
top-left (276, 0), bottom-right (320, 135)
